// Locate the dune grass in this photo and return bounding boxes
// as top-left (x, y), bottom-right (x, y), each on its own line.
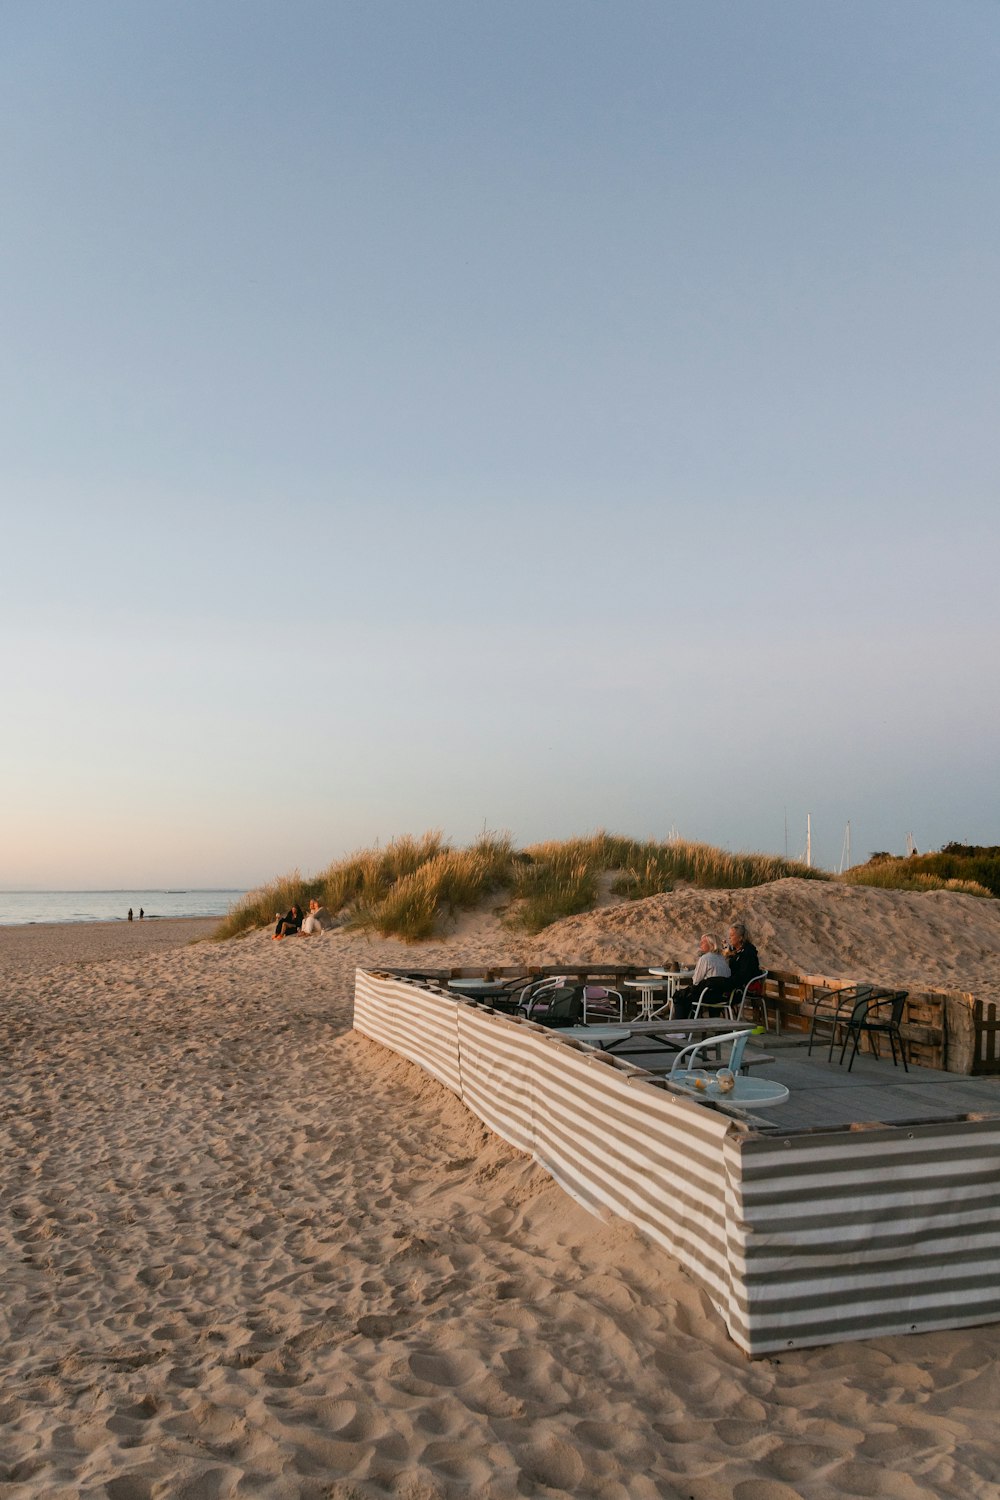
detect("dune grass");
top-left (839, 866), bottom-right (993, 898)
top-left (213, 831), bottom-right (998, 944)
top-left (610, 839), bottom-right (821, 899)
top-left (351, 836), bottom-right (516, 941)
top-left (213, 828), bottom-right (835, 942)
top-left (840, 845), bottom-right (1000, 899)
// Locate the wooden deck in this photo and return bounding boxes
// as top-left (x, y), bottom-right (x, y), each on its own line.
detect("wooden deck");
top-left (664, 1036), bottom-right (1000, 1132)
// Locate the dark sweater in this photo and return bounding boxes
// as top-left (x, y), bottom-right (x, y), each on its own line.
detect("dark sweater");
top-left (727, 941), bottom-right (761, 992)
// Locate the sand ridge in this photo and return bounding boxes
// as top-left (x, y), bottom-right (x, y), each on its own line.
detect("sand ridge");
top-left (1, 886), bottom-right (999, 1496)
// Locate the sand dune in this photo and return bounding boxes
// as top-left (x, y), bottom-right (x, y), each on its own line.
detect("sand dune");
top-left (1, 887), bottom-right (998, 1496)
top-left (529, 877), bottom-right (1000, 1000)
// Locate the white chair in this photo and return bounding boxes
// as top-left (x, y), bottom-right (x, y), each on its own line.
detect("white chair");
top-left (690, 981), bottom-right (735, 1023)
top-left (670, 1028), bottom-right (753, 1076)
top-left (669, 1029), bottom-right (789, 1110)
top-left (582, 984), bottom-right (624, 1024)
top-left (733, 971), bottom-right (772, 1031)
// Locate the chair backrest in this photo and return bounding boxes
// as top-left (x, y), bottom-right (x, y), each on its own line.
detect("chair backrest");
top-left (583, 984), bottom-right (619, 1002)
top-left (670, 1028), bottom-right (753, 1074)
top-left (520, 976), bottom-right (567, 1014)
top-left (877, 990), bottom-right (908, 1025)
top-left (726, 1030), bottom-right (752, 1072)
top-left (544, 986), bottom-right (583, 1025)
top-left (742, 970), bottom-right (768, 999)
top-left (847, 991), bottom-right (878, 1025)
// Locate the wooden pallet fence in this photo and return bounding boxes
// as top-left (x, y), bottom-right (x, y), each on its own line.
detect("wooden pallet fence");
top-left (932, 996), bottom-right (1000, 1075)
top-left (377, 965), bottom-right (990, 1075)
top-left (763, 972), bottom-right (957, 1072)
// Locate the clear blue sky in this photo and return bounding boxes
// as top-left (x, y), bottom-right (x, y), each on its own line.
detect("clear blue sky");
top-left (2, 1), bottom-right (998, 887)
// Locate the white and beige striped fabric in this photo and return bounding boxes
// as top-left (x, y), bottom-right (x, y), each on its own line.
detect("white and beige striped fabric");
top-left (736, 1120), bottom-right (1000, 1350)
top-left (354, 969), bottom-right (461, 1095)
top-left (353, 968), bottom-right (1000, 1356)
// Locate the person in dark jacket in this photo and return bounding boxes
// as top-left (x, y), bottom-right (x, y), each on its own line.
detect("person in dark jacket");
top-left (724, 922), bottom-right (762, 993)
top-left (273, 905), bottom-right (303, 939)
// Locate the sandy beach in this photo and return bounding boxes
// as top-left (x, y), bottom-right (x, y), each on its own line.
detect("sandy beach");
top-left (3, 888), bottom-right (1000, 1498)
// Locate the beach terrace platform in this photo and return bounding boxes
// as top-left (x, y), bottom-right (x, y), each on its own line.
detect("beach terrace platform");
top-left (604, 1029), bottom-right (1000, 1128)
top-left (354, 966), bottom-right (1000, 1358)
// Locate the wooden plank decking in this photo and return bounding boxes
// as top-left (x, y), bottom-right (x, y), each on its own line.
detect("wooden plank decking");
top-left (721, 1040), bottom-right (1000, 1132)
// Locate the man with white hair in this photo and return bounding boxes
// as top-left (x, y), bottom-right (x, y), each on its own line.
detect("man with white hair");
top-left (672, 934), bottom-right (730, 1020)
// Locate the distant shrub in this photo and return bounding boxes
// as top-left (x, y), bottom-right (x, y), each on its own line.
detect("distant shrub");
top-left (840, 866), bottom-right (993, 898)
top-left (505, 844), bottom-right (602, 933)
top-left (843, 842), bottom-right (1000, 898)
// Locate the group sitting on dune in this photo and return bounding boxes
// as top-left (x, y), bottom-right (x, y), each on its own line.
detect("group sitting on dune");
top-left (273, 900), bottom-right (334, 940)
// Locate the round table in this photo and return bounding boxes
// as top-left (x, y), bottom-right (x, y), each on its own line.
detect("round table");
top-left (623, 977), bottom-right (674, 1020)
top-left (447, 978), bottom-right (521, 1009)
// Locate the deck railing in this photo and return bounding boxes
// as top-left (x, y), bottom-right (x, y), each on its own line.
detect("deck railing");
top-left (379, 963), bottom-right (989, 1074)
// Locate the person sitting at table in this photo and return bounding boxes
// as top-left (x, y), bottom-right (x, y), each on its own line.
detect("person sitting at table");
top-left (723, 921), bottom-right (762, 994)
top-left (671, 935), bottom-right (730, 1020)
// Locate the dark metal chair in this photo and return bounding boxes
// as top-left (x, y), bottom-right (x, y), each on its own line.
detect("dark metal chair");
top-left (807, 984), bottom-right (875, 1061)
top-left (517, 976), bottom-right (583, 1026)
top-left (841, 990), bottom-right (910, 1072)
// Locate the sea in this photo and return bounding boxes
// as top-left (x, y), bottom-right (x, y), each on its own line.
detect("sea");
top-left (0, 890), bottom-right (247, 927)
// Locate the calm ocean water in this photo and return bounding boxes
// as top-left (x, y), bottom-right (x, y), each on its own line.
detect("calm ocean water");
top-left (0, 890), bottom-right (247, 926)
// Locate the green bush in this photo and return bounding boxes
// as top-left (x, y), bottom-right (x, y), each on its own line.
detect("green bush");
top-left (842, 842), bottom-right (1000, 898)
top-left (840, 866), bottom-right (993, 898)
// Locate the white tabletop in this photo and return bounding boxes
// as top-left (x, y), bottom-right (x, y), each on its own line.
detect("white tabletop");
top-left (669, 1073), bottom-right (789, 1109)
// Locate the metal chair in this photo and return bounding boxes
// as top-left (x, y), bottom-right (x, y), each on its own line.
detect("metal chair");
top-left (668, 1028), bottom-right (790, 1109)
top-left (670, 1027), bottom-right (754, 1076)
top-left (690, 978), bottom-right (736, 1023)
top-left (490, 975), bottom-right (533, 1013)
top-left (582, 984), bottom-right (624, 1024)
top-left (733, 971), bottom-right (772, 1031)
top-left (842, 990), bottom-right (910, 1072)
top-left (517, 977), bottom-right (582, 1026)
top-left (807, 984), bottom-right (875, 1061)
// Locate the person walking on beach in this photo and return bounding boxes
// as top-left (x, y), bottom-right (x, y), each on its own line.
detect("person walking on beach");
top-left (127, 907), bottom-right (133, 922)
top-left (139, 907), bottom-right (144, 920)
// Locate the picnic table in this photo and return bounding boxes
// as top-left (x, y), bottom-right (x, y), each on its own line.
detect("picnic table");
top-left (555, 1018), bottom-right (753, 1058)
